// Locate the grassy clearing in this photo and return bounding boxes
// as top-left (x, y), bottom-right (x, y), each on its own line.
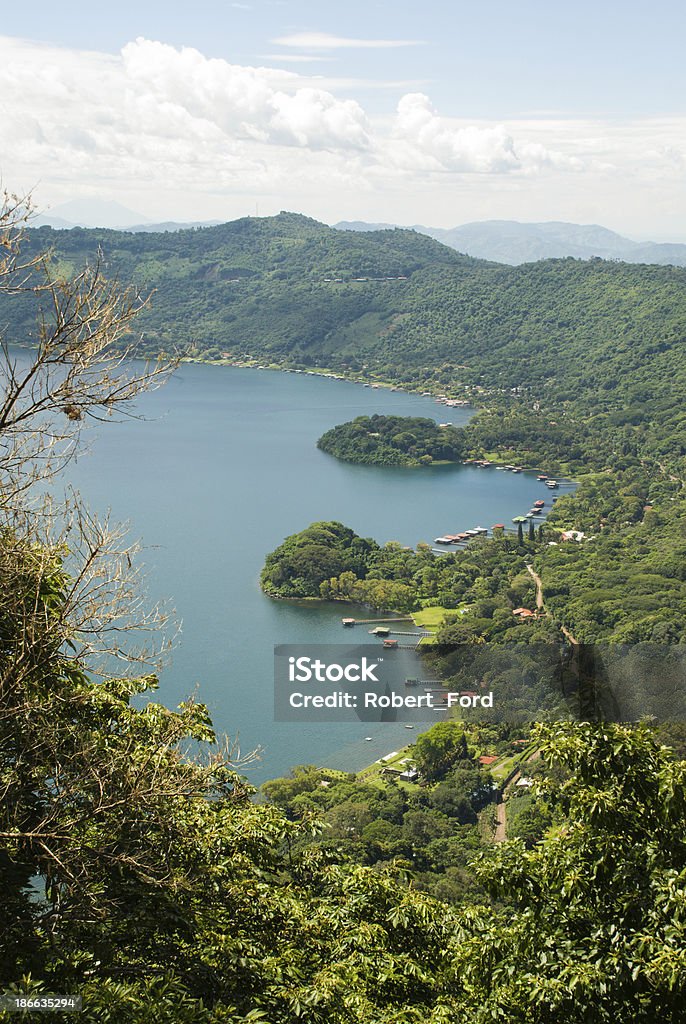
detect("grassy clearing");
top-left (412, 604), bottom-right (470, 644)
top-left (412, 606), bottom-right (450, 629)
top-left (412, 604), bottom-right (469, 630)
top-left (356, 744), bottom-right (417, 787)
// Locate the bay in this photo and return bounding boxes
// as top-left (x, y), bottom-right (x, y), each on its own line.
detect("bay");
top-left (62, 364), bottom-right (573, 783)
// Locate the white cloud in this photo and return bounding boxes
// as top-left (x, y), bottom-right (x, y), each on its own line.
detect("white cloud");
top-left (259, 54), bottom-right (334, 63)
top-left (272, 32), bottom-right (424, 49)
top-left (387, 94), bottom-right (582, 176)
top-left (0, 34), bottom-right (684, 235)
top-left (120, 38), bottom-right (371, 149)
top-left (392, 93), bottom-right (519, 173)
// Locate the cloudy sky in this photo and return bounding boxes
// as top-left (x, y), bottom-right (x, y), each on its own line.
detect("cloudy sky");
top-left (2, 0), bottom-right (685, 237)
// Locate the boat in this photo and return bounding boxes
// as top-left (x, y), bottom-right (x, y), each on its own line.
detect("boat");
top-left (434, 536), bottom-right (453, 544)
top-left (534, 500), bottom-right (545, 507)
top-left (365, 737), bottom-right (373, 741)
top-left (404, 725), bottom-right (414, 730)
top-left (537, 474), bottom-right (549, 481)
top-left (546, 480), bottom-right (559, 489)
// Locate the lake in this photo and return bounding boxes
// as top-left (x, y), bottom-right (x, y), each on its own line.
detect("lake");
top-left (63, 364), bottom-right (574, 782)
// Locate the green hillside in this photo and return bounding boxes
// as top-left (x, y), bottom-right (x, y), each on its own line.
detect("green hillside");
top-left (13, 214), bottom-right (466, 361)
top-left (11, 216), bottom-right (686, 451)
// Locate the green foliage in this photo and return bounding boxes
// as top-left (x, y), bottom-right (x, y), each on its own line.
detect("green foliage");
top-left (8, 219), bottom-right (686, 486)
top-left (318, 415), bottom-right (465, 467)
top-left (412, 722), bottom-right (469, 781)
top-left (455, 723), bottom-right (686, 1022)
top-left (7, 202), bottom-right (686, 1022)
top-left (7, 217), bottom-right (461, 364)
top-left (260, 521), bottom-right (378, 598)
top-left (260, 738), bottom-right (493, 907)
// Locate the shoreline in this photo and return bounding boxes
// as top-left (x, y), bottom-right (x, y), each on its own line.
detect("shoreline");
top-left (178, 354), bottom-right (474, 409)
top-left (182, 357), bottom-right (578, 481)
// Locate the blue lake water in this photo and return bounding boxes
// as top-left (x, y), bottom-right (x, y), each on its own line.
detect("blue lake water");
top-left (62, 364), bottom-right (574, 782)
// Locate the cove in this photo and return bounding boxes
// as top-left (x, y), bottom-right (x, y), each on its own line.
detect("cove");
top-left (63, 364), bottom-right (574, 783)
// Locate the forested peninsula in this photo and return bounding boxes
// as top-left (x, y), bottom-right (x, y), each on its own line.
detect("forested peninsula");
top-left (317, 414), bottom-right (466, 466)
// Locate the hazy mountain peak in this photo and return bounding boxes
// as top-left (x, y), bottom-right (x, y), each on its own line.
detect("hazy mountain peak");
top-left (34, 198), bottom-right (149, 230)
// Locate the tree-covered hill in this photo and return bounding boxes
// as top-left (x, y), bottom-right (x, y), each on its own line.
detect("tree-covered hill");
top-left (7, 217), bottom-right (685, 433)
top-left (10, 214), bottom-right (468, 361)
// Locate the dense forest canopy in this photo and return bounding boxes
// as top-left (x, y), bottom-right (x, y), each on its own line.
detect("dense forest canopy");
top-left (317, 415), bottom-right (466, 466)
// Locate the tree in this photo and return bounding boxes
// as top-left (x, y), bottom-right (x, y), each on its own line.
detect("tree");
top-left (452, 722), bottom-right (686, 1022)
top-left (412, 721), bottom-right (469, 781)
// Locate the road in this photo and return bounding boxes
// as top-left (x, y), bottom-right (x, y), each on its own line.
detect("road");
top-left (525, 563), bottom-right (546, 612)
top-left (526, 563), bottom-right (579, 645)
top-left (492, 747), bottom-right (542, 844)
top-left (493, 800), bottom-right (507, 842)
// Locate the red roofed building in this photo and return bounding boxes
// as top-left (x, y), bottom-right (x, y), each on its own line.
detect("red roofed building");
top-left (479, 755), bottom-right (499, 766)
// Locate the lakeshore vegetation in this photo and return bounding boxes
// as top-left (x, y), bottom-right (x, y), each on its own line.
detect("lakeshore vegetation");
top-left (3, 202), bottom-right (686, 1021)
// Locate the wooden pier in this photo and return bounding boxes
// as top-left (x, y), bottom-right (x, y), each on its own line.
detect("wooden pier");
top-left (342, 616), bottom-right (413, 626)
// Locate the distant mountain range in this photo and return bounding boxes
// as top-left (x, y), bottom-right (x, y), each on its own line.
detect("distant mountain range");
top-left (335, 220), bottom-right (686, 268)
top-left (32, 199), bottom-right (220, 233)
top-left (33, 200), bottom-right (686, 267)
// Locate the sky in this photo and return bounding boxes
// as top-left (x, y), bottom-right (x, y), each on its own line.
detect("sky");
top-left (1, 0), bottom-right (685, 236)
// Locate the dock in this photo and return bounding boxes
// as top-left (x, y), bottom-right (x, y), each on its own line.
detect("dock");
top-left (374, 629), bottom-right (431, 638)
top-left (342, 616), bottom-right (413, 626)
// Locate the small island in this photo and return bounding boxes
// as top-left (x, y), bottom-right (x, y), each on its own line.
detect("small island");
top-left (317, 414), bottom-right (466, 466)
